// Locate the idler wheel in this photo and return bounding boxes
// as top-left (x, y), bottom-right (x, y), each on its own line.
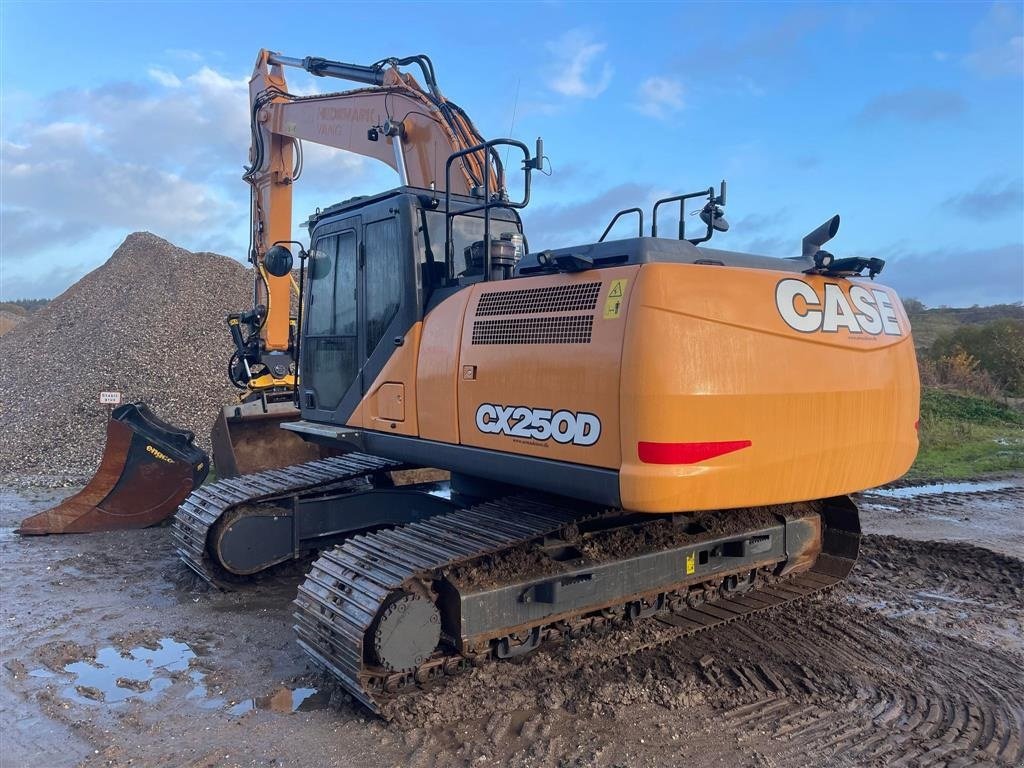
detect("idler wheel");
top-left (372, 593), bottom-right (441, 671)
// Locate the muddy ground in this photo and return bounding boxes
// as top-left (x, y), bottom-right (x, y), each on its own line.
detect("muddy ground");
top-left (1, 477), bottom-right (1022, 768)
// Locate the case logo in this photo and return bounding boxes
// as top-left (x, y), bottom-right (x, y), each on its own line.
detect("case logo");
top-left (475, 404), bottom-right (601, 446)
top-left (775, 279), bottom-right (903, 336)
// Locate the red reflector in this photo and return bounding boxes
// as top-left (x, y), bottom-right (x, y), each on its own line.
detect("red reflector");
top-left (638, 440), bottom-right (752, 464)
top-left (914, 419), bottom-right (920, 432)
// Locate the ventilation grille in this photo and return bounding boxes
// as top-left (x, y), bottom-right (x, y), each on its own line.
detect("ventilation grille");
top-left (471, 316), bottom-right (594, 345)
top-left (475, 282), bottom-right (601, 316)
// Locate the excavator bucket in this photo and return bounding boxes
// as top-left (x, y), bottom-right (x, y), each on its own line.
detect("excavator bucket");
top-left (17, 403), bottom-right (209, 535)
top-left (210, 399), bottom-right (321, 478)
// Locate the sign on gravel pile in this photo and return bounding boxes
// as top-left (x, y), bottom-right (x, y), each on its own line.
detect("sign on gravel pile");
top-left (0, 232), bottom-right (253, 485)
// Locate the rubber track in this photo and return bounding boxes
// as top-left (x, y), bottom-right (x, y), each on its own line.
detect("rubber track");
top-left (293, 497), bottom-right (858, 714)
top-left (294, 497), bottom-right (580, 710)
top-left (171, 454), bottom-right (399, 585)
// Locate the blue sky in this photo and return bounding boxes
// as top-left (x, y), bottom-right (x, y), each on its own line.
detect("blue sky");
top-left (1, 1), bottom-right (1022, 307)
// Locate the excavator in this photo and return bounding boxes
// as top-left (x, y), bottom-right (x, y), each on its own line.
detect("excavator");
top-left (52, 49), bottom-right (927, 714)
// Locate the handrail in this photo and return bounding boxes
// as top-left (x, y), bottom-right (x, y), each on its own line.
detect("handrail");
top-left (443, 137), bottom-right (543, 282)
top-left (651, 189), bottom-right (713, 242)
top-left (599, 207), bottom-right (644, 242)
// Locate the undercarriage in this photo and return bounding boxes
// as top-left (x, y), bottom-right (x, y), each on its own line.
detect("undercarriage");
top-left (171, 456), bottom-right (860, 716)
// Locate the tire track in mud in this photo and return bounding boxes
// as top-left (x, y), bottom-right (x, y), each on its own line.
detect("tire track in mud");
top-left (684, 536), bottom-right (1024, 767)
top-left (701, 620), bottom-right (1023, 766)
top-left (387, 534), bottom-right (1023, 768)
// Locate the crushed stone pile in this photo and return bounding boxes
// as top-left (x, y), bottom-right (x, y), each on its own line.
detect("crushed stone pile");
top-left (0, 310), bottom-right (26, 336)
top-left (0, 232), bottom-right (253, 485)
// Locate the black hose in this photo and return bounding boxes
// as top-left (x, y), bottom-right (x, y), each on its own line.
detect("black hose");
top-left (293, 253), bottom-right (307, 407)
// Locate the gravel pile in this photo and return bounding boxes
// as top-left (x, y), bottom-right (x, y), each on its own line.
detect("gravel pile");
top-left (0, 310), bottom-right (26, 336)
top-left (0, 232), bottom-right (253, 485)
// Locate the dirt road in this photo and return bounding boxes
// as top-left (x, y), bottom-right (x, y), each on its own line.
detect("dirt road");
top-left (1, 477), bottom-right (1022, 767)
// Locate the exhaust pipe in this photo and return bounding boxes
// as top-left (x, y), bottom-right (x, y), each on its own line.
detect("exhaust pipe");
top-left (802, 215), bottom-right (840, 258)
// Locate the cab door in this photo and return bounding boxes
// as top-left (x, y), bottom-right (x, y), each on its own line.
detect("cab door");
top-left (301, 216), bottom-right (363, 424)
top-left (360, 214), bottom-right (406, 393)
top-left (302, 202), bottom-right (418, 430)
top-left (352, 210), bottom-right (420, 433)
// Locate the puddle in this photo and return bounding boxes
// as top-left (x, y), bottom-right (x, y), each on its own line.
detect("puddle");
top-left (0, 527), bottom-right (17, 543)
top-left (915, 590), bottom-right (981, 606)
top-left (62, 638), bottom-right (195, 705)
top-left (229, 686), bottom-right (328, 716)
top-left (861, 503), bottom-right (901, 512)
top-left (28, 668), bottom-right (55, 679)
top-left (851, 596), bottom-right (968, 622)
top-left (185, 670), bottom-right (227, 710)
top-left (866, 480), bottom-right (1017, 500)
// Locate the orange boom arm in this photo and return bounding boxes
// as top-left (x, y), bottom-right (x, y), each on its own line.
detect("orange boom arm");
top-left (244, 49), bottom-right (498, 356)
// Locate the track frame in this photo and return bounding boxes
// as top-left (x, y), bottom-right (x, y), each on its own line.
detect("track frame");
top-left (293, 495), bottom-right (860, 715)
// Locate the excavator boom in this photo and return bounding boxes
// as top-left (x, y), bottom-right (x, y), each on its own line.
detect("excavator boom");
top-left (216, 49), bottom-right (504, 476)
top-left (18, 49), bottom-right (500, 537)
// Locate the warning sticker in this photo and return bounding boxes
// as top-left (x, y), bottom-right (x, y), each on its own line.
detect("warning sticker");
top-left (603, 279), bottom-right (628, 319)
top-left (686, 552), bottom-right (696, 575)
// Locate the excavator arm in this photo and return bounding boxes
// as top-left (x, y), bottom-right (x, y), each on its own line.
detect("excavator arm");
top-left (18, 49), bottom-right (518, 533)
top-left (213, 49), bottom-right (506, 478)
top-left (243, 49), bottom-right (500, 363)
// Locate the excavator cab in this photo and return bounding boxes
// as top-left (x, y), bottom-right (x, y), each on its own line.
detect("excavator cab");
top-left (297, 188), bottom-right (525, 427)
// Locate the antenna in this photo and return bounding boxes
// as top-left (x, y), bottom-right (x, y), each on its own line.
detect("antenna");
top-left (502, 77), bottom-right (522, 171)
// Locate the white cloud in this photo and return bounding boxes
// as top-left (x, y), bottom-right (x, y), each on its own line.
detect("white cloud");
top-left (147, 67), bottom-right (182, 88)
top-left (876, 242), bottom-right (1024, 307)
top-left (165, 48), bottom-right (204, 62)
top-left (0, 61), bottom-right (383, 281)
top-left (964, 2), bottom-right (1024, 77)
top-left (734, 75), bottom-right (766, 97)
top-left (632, 77), bottom-right (685, 119)
top-left (523, 182), bottom-right (660, 248)
top-left (1, 126), bottom-right (231, 253)
top-left (545, 29), bottom-right (613, 98)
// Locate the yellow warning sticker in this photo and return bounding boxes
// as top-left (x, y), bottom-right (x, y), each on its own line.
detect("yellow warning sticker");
top-left (603, 279), bottom-right (628, 319)
top-left (686, 552), bottom-right (696, 575)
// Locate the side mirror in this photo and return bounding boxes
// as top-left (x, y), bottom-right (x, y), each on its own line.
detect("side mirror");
top-left (264, 245), bottom-right (293, 277)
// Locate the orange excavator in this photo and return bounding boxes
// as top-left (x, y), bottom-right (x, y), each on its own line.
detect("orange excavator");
top-left (35, 49), bottom-right (920, 717)
top-left (175, 50), bottom-right (919, 714)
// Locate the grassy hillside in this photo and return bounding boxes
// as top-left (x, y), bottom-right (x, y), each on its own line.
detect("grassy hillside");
top-left (910, 389), bottom-right (1024, 480)
top-left (905, 301), bottom-right (1023, 349)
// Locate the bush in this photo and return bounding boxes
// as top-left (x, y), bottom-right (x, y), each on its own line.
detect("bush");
top-left (910, 388), bottom-right (1024, 479)
top-left (919, 349), bottom-right (1001, 398)
top-left (927, 318), bottom-right (1024, 396)
top-left (902, 297), bottom-right (926, 315)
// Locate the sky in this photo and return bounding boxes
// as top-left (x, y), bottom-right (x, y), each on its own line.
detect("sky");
top-left (1, 1), bottom-right (1022, 308)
